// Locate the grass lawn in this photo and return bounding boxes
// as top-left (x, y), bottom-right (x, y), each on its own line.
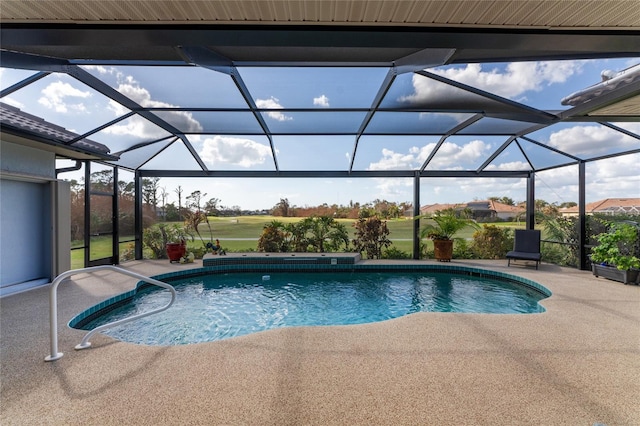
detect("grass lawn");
top-left (70, 236), bottom-right (135, 269)
top-left (69, 216), bottom-right (526, 265)
top-left (170, 216), bottom-right (523, 254)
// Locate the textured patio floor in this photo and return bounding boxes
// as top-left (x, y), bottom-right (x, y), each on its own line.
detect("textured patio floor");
top-left (1, 259), bottom-right (639, 425)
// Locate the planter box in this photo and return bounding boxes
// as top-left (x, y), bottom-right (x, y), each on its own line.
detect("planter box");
top-left (591, 264), bottom-right (640, 285)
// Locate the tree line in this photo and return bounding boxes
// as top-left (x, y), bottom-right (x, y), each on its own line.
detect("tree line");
top-left (70, 171), bottom-right (581, 243)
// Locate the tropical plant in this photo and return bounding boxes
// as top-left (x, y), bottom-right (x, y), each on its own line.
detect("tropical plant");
top-left (257, 216), bottom-right (349, 253)
top-left (143, 223), bottom-right (192, 259)
top-left (257, 220), bottom-right (288, 252)
top-left (540, 215), bottom-right (581, 267)
top-left (304, 216), bottom-right (350, 252)
top-left (419, 208), bottom-right (479, 241)
top-left (419, 209), bottom-right (479, 261)
top-left (183, 210), bottom-right (214, 248)
top-left (352, 216), bottom-right (392, 259)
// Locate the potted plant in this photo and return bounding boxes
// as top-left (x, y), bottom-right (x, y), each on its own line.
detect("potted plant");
top-left (590, 221), bottom-right (640, 284)
top-left (161, 224), bottom-right (192, 263)
top-left (166, 239), bottom-right (187, 263)
top-left (420, 209), bottom-right (479, 262)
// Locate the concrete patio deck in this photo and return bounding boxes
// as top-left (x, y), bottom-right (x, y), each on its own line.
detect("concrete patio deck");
top-left (1, 259), bottom-right (638, 425)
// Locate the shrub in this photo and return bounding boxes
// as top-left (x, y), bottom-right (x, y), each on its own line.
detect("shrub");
top-left (590, 221), bottom-right (640, 270)
top-left (352, 216), bottom-right (392, 259)
top-left (120, 243), bottom-right (135, 262)
top-left (541, 216), bottom-right (581, 267)
top-left (471, 225), bottom-right (513, 259)
top-left (257, 220), bottom-right (288, 252)
top-left (452, 239), bottom-right (475, 259)
top-left (143, 223), bottom-right (192, 259)
top-left (540, 241), bottom-right (568, 266)
top-left (382, 246), bottom-right (412, 259)
top-left (189, 245), bottom-right (208, 259)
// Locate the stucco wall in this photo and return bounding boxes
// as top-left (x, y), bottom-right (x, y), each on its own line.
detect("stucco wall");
top-left (0, 140), bottom-right (55, 178)
top-left (0, 179), bottom-right (52, 287)
top-left (0, 140), bottom-right (56, 289)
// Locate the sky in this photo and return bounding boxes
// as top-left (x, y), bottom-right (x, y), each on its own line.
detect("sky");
top-left (2, 57), bottom-right (639, 211)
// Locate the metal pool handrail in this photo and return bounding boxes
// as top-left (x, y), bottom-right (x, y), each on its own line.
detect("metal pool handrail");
top-left (45, 265), bottom-right (177, 362)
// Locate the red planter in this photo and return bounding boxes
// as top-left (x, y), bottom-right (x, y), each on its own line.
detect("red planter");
top-left (166, 242), bottom-right (186, 263)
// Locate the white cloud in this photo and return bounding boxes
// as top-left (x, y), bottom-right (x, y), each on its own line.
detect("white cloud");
top-left (1, 97), bottom-right (24, 109)
top-left (535, 154), bottom-right (640, 204)
top-left (373, 177), bottom-right (413, 198)
top-left (103, 97), bottom-right (128, 116)
top-left (536, 166), bottom-right (579, 191)
top-left (428, 140), bottom-right (492, 170)
top-left (421, 177), bottom-right (528, 205)
top-left (81, 65), bottom-right (114, 75)
top-left (418, 154), bottom-right (638, 207)
top-left (256, 96), bottom-right (292, 122)
top-left (116, 83), bottom-right (203, 133)
top-left (547, 124), bottom-right (637, 156)
top-left (313, 94), bottom-right (330, 107)
top-left (102, 79), bottom-right (202, 139)
top-left (199, 136), bottom-right (272, 167)
top-left (485, 161), bottom-right (531, 171)
top-left (85, 66), bottom-right (203, 136)
top-left (101, 115), bottom-right (163, 140)
top-left (367, 139), bottom-right (492, 172)
top-left (369, 148), bottom-right (420, 170)
top-left (368, 144), bottom-right (434, 171)
top-left (439, 61), bottom-right (584, 97)
top-left (401, 61), bottom-right (585, 105)
top-left (38, 81), bottom-right (91, 113)
top-left (586, 154), bottom-right (640, 202)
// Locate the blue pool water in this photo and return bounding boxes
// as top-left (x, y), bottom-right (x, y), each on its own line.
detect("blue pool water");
top-left (75, 271), bottom-right (548, 345)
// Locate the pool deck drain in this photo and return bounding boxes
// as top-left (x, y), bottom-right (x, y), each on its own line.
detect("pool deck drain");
top-left (1, 258), bottom-right (639, 425)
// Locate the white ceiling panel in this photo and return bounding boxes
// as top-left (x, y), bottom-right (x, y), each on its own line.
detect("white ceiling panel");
top-left (2, 1), bottom-right (639, 28)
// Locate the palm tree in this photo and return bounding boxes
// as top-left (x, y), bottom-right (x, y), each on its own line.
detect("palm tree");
top-left (306, 216), bottom-right (349, 252)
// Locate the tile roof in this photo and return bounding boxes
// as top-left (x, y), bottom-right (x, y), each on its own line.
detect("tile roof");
top-left (0, 102), bottom-right (110, 155)
top-left (421, 200), bottom-right (524, 214)
top-left (559, 198), bottom-right (640, 214)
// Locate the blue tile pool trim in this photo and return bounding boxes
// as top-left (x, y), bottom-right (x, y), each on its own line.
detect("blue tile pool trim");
top-left (203, 254), bottom-right (359, 267)
top-left (69, 263), bottom-right (551, 329)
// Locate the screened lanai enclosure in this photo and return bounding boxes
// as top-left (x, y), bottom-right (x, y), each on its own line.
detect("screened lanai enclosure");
top-left (1, 1), bottom-right (639, 287)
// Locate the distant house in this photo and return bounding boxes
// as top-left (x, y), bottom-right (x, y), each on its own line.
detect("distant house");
top-left (420, 203), bottom-right (465, 216)
top-left (420, 200), bottom-right (524, 221)
top-left (559, 198), bottom-right (640, 217)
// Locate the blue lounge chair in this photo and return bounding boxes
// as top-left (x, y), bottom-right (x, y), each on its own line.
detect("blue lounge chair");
top-left (507, 229), bottom-right (542, 270)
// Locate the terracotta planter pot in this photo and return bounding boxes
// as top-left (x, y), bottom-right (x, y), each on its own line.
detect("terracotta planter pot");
top-left (166, 242), bottom-right (186, 263)
top-left (433, 239), bottom-right (454, 262)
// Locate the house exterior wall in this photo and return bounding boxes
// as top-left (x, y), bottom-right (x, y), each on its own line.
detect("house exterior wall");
top-left (0, 140), bottom-right (68, 293)
top-left (0, 140), bottom-right (55, 179)
top-left (0, 179), bottom-right (51, 288)
top-left (496, 212), bottom-right (517, 220)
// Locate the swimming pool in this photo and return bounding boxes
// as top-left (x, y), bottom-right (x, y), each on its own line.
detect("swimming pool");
top-left (71, 266), bottom-right (550, 345)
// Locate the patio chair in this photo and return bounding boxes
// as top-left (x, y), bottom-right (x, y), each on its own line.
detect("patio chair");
top-left (507, 229), bottom-right (542, 270)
